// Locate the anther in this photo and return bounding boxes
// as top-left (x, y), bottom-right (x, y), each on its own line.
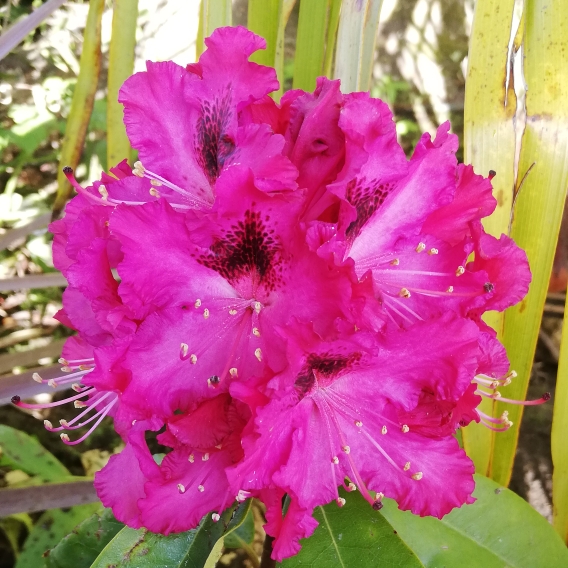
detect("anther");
top-left (189, 354), bottom-right (197, 364)
top-left (180, 343), bottom-right (189, 358)
top-left (74, 401), bottom-right (87, 408)
top-left (428, 248), bottom-right (438, 255)
top-left (177, 484), bottom-right (186, 494)
top-left (390, 258), bottom-right (400, 265)
top-left (98, 185), bottom-right (108, 199)
top-left (195, 299), bottom-right (202, 308)
top-left (336, 497), bottom-right (346, 507)
top-left (60, 433), bottom-right (70, 442)
top-left (332, 456), bottom-right (339, 464)
top-left (203, 308), bottom-right (210, 319)
top-left (48, 379), bottom-right (57, 388)
top-left (58, 358), bottom-right (68, 365)
top-left (208, 375), bottom-right (220, 388)
top-left (484, 282), bottom-right (494, 293)
top-left (399, 288), bottom-right (411, 298)
top-left (401, 424), bottom-right (409, 433)
top-left (198, 485), bottom-right (205, 492)
top-left (229, 367), bottom-right (238, 378)
top-left (11, 396), bottom-right (20, 404)
top-left (150, 179), bottom-right (162, 186)
top-left (32, 373), bottom-right (42, 383)
top-left (61, 366), bottom-right (72, 372)
top-left (202, 453), bottom-right (210, 461)
top-left (78, 365), bottom-right (90, 371)
top-left (412, 472), bottom-right (423, 480)
top-left (44, 420), bottom-right (53, 429)
top-left (456, 266), bottom-right (465, 276)
top-left (133, 161), bottom-right (145, 177)
top-left (255, 348), bottom-right (263, 362)
top-left (446, 286), bottom-right (454, 293)
top-left (372, 492), bottom-right (384, 510)
top-left (348, 482), bottom-right (357, 491)
top-left (342, 445), bottom-right (351, 454)
top-left (71, 383), bottom-right (82, 392)
top-left (381, 426), bottom-right (387, 435)
top-left (355, 420), bottom-right (363, 427)
top-left (252, 327), bottom-right (260, 337)
top-left (188, 453), bottom-right (195, 463)
top-left (149, 187), bottom-right (160, 197)
top-left (404, 461), bottom-right (411, 471)
top-left (59, 419), bottom-right (69, 427)
top-left (253, 301), bottom-right (262, 313)
top-left (212, 513), bottom-right (220, 522)
top-left (229, 309), bottom-right (237, 315)
top-left (415, 242), bottom-right (426, 253)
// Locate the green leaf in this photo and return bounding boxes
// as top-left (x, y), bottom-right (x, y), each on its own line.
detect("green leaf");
top-left (53, 0), bottom-right (105, 218)
top-left (293, 0), bottom-right (330, 91)
top-left (198, 0), bottom-right (232, 55)
top-left (90, 502), bottom-right (243, 568)
top-left (380, 474), bottom-right (568, 567)
top-left (461, 0), bottom-right (517, 476)
top-left (0, 424), bottom-right (70, 482)
top-left (552, 296), bottom-right (568, 542)
top-left (44, 508), bottom-right (124, 568)
top-left (279, 488), bottom-right (424, 567)
top-left (492, 0), bottom-right (568, 486)
top-left (224, 504), bottom-right (255, 548)
top-left (107, 0), bottom-right (138, 168)
top-left (15, 504), bottom-right (100, 568)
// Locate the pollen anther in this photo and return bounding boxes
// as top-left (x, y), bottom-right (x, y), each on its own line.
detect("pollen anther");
top-left (32, 373), bottom-right (42, 383)
top-left (332, 456), bottom-right (339, 464)
top-left (456, 266), bottom-right (465, 276)
top-left (381, 425), bottom-right (387, 435)
top-left (401, 424), bottom-right (410, 433)
top-left (428, 248), bottom-right (439, 255)
top-left (149, 187), bottom-right (160, 197)
top-left (415, 242), bottom-right (426, 253)
top-left (404, 461), bottom-right (411, 471)
top-left (188, 453), bottom-right (195, 463)
top-left (189, 354), bottom-right (198, 364)
top-left (390, 258), bottom-right (400, 265)
top-left (177, 484), bottom-right (186, 494)
top-left (446, 286), bottom-right (454, 293)
top-left (202, 453), bottom-right (210, 461)
top-left (133, 161), bottom-right (145, 177)
top-left (203, 308), bottom-right (210, 319)
top-left (180, 343), bottom-right (189, 357)
top-left (198, 485), bottom-right (205, 492)
top-left (229, 367), bottom-right (238, 377)
top-left (255, 348), bottom-right (263, 362)
top-left (355, 420), bottom-right (363, 427)
top-left (399, 288), bottom-right (411, 298)
top-left (212, 513), bottom-right (220, 522)
top-left (412, 472), bottom-right (423, 480)
top-left (74, 401), bottom-right (86, 408)
top-left (44, 420), bottom-right (53, 429)
top-left (195, 299), bottom-right (202, 308)
top-left (252, 327), bottom-right (260, 337)
top-left (342, 445), bottom-right (351, 454)
top-left (229, 309), bottom-right (237, 315)
top-left (336, 497), bottom-right (346, 507)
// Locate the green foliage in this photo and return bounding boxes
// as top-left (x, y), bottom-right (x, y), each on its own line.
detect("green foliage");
top-left (381, 475), bottom-right (568, 567)
top-left (15, 504), bottom-right (101, 568)
top-left (280, 489), bottom-right (423, 567)
top-left (88, 500), bottom-right (250, 568)
top-left (45, 508), bottom-right (124, 568)
top-left (0, 424), bottom-right (70, 482)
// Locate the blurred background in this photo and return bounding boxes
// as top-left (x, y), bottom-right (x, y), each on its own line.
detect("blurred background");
top-left (0, 1), bottom-right (566, 567)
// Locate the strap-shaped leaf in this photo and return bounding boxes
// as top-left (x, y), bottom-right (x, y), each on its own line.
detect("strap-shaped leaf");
top-left (107, 0), bottom-right (138, 168)
top-left (492, 0), bottom-right (568, 485)
top-left (461, 0), bottom-right (517, 476)
top-left (52, 0), bottom-right (105, 219)
top-left (380, 474), bottom-right (568, 567)
top-left (198, 0), bottom-right (232, 56)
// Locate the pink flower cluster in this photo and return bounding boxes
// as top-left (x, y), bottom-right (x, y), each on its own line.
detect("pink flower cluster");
top-left (14, 27), bottom-right (541, 560)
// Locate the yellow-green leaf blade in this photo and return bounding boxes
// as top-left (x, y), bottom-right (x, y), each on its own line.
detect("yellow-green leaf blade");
top-left (52, 0), bottom-right (105, 218)
top-left (492, 0), bottom-right (568, 485)
top-left (552, 297), bottom-right (568, 541)
top-left (461, 0), bottom-right (517, 476)
top-left (198, 0), bottom-right (232, 55)
top-left (107, 0), bottom-right (139, 169)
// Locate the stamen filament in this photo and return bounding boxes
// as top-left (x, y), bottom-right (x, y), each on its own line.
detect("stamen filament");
top-left (12, 388), bottom-right (96, 409)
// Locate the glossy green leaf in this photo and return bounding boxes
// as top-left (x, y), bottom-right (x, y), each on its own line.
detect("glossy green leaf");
top-left (279, 488), bottom-right (424, 567)
top-left (107, 0), bottom-right (138, 168)
top-left (15, 504), bottom-right (100, 568)
top-left (552, 293), bottom-right (568, 542)
top-left (224, 504), bottom-right (255, 548)
top-left (247, 0), bottom-right (282, 69)
top-left (0, 424), bottom-right (69, 482)
top-left (381, 474), bottom-right (568, 567)
top-left (90, 502), bottom-right (246, 568)
top-left (334, 0), bottom-right (384, 92)
top-left (492, 0), bottom-right (568, 485)
top-left (44, 508), bottom-right (124, 568)
top-left (52, 0), bottom-right (105, 218)
top-left (274, 0), bottom-right (298, 99)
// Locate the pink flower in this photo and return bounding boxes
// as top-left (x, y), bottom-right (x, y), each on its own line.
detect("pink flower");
top-left (11, 25), bottom-right (544, 562)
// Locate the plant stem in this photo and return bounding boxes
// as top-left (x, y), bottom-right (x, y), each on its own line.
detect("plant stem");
top-left (260, 534), bottom-right (275, 568)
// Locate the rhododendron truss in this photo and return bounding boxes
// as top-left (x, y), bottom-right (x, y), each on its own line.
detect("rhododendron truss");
top-left (11, 26), bottom-right (550, 562)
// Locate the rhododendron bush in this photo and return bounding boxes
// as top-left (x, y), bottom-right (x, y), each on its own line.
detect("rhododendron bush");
top-left (12, 26), bottom-right (558, 564)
